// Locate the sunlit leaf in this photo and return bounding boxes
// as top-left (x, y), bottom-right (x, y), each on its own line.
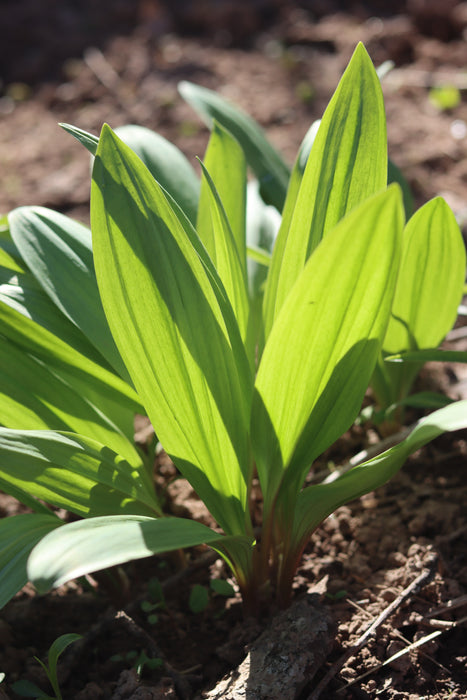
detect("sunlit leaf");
top-left (91, 125), bottom-right (252, 535)
top-left (372, 196), bottom-right (466, 407)
top-left (252, 186), bottom-right (403, 503)
top-left (60, 123), bottom-right (200, 225)
top-left (263, 43), bottom-right (387, 336)
top-left (0, 429), bottom-right (161, 518)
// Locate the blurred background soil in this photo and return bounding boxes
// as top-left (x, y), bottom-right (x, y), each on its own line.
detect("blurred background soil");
top-left (0, 2), bottom-right (467, 699)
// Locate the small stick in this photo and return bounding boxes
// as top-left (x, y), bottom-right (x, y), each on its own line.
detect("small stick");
top-left (307, 552), bottom-right (439, 699)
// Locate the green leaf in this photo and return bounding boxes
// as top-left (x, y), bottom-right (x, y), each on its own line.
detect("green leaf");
top-left (373, 196), bottom-right (466, 407)
top-left (27, 515), bottom-right (251, 593)
top-left (387, 349), bottom-right (467, 364)
top-left (59, 123), bottom-right (99, 154)
top-left (9, 206), bottom-right (129, 381)
top-left (114, 125), bottom-right (200, 225)
top-left (0, 336), bottom-right (141, 465)
top-left (10, 679), bottom-right (51, 698)
top-left (46, 633), bottom-right (82, 699)
top-left (263, 43), bottom-right (387, 336)
top-left (60, 123), bottom-right (200, 225)
top-left (0, 297), bottom-right (142, 415)
top-left (210, 578), bottom-right (235, 596)
top-left (197, 156), bottom-right (249, 342)
top-left (91, 124), bottom-right (252, 535)
top-left (189, 584), bottom-right (209, 613)
top-left (197, 121), bottom-right (247, 268)
top-left (178, 81), bottom-right (290, 210)
top-left (0, 267), bottom-right (111, 367)
top-left (0, 429), bottom-right (161, 518)
top-left (0, 513), bottom-right (61, 609)
top-left (252, 186), bottom-right (403, 503)
top-left (294, 400), bottom-right (467, 543)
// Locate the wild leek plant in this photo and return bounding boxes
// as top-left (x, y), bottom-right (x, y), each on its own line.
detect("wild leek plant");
top-left (1, 43), bottom-right (466, 613)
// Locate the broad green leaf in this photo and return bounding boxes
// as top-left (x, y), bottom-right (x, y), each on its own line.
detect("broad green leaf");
top-left (384, 198), bottom-right (465, 352)
top-left (178, 81), bottom-right (290, 210)
top-left (9, 206), bottom-right (129, 381)
top-left (27, 514), bottom-right (252, 593)
top-left (387, 349), bottom-right (467, 364)
top-left (0, 336), bottom-right (141, 465)
top-left (0, 429), bottom-right (161, 517)
top-left (0, 271), bottom-right (140, 437)
top-left (91, 124), bottom-right (252, 535)
top-left (294, 400), bottom-right (467, 544)
top-left (0, 268), bottom-right (111, 367)
top-left (60, 123), bottom-right (200, 225)
top-left (197, 121), bottom-right (247, 269)
top-left (263, 43), bottom-right (387, 336)
top-left (197, 157), bottom-right (249, 342)
top-left (0, 298), bottom-right (142, 414)
top-left (373, 197), bottom-right (466, 407)
top-left (0, 513), bottom-right (61, 609)
top-left (252, 186), bottom-right (403, 503)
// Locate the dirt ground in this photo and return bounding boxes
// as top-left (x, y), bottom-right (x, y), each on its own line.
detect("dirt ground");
top-left (1, 2), bottom-right (467, 698)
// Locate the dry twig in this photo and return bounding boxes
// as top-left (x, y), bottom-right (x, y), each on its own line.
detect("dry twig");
top-left (307, 552), bottom-right (439, 699)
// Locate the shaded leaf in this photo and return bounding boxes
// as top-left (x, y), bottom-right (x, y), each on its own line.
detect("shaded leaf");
top-left (294, 400), bottom-right (467, 543)
top-left (0, 513), bottom-right (61, 609)
top-left (178, 81), bottom-right (290, 209)
top-left (9, 206), bottom-right (129, 380)
top-left (27, 515), bottom-right (252, 593)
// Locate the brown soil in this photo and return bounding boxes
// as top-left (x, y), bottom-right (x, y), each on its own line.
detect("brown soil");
top-left (1, 2), bottom-right (467, 699)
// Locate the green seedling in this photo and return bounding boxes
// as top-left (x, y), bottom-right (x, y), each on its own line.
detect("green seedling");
top-left (0, 43), bottom-right (466, 614)
top-left (189, 578), bottom-right (235, 614)
top-left (10, 633), bottom-right (81, 700)
top-left (110, 650), bottom-right (163, 677)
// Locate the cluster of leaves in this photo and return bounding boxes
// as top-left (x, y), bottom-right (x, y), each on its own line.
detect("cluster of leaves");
top-left (0, 43), bottom-right (465, 614)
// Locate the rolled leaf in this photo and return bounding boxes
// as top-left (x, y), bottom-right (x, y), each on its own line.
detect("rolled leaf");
top-left (197, 121), bottom-right (247, 269)
top-left (197, 157), bottom-right (249, 342)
